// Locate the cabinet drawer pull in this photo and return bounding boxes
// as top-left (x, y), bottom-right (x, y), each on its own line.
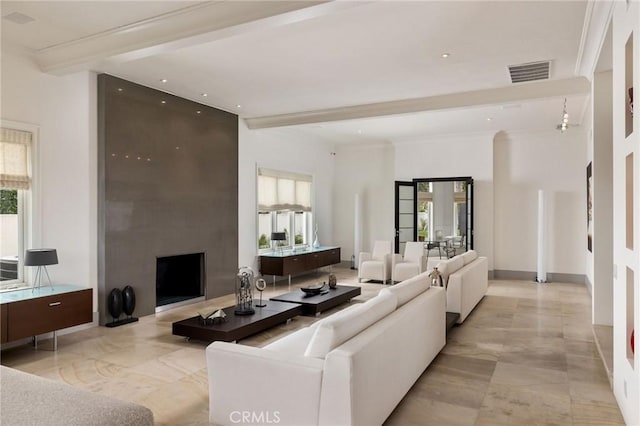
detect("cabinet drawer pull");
top-left (49, 302), bottom-right (62, 307)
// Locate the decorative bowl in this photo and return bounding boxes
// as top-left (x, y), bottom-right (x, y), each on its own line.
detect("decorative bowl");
top-left (300, 283), bottom-right (326, 295)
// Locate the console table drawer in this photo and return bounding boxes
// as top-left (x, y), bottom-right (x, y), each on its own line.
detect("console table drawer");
top-left (282, 256), bottom-right (307, 275)
top-left (6, 289), bottom-right (92, 341)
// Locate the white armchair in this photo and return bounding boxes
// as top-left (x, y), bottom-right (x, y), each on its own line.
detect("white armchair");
top-left (358, 240), bottom-right (392, 284)
top-left (392, 241), bottom-right (425, 283)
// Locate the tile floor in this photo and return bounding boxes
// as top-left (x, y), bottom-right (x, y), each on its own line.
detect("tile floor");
top-left (1, 266), bottom-right (624, 425)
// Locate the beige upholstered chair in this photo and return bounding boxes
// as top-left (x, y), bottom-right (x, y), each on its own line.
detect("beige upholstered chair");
top-left (392, 241), bottom-right (425, 283)
top-left (358, 241), bottom-right (392, 284)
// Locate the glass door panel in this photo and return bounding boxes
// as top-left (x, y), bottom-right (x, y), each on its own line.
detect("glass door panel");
top-left (395, 181), bottom-right (416, 253)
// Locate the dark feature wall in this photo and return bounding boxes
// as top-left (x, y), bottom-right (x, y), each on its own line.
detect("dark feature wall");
top-left (97, 74), bottom-right (238, 324)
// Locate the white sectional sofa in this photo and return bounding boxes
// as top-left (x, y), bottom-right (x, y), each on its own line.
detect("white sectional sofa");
top-left (434, 250), bottom-right (488, 323)
top-left (206, 273), bottom-right (446, 426)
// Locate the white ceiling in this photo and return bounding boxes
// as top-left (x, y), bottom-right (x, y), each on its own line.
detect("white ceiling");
top-left (1, 1), bottom-right (595, 144)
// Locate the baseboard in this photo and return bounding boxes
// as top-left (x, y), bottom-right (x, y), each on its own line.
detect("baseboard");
top-left (493, 270), bottom-right (586, 284)
top-left (585, 275), bottom-right (593, 296)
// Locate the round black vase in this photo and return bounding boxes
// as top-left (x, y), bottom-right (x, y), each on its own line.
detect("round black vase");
top-left (107, 288), bottom-right (123, 320)
top-left (122, 285), bottom-right (136, 316)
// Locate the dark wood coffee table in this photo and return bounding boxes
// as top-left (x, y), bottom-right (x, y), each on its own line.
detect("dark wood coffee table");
top-left (172, 300), bottom-right (303, 343)
top-left (270, 285), bottom-right (361, 316)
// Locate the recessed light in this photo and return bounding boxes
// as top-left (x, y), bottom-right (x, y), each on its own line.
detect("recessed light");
top-left (201, 93), bottom-right (208, 97)
top-left (111, 153), bottom-right (116, 157)
top-left (137, 156), bottom-right (141, 160)
top-left (160, 79), bottom-right (168, 83)
top-left (175, 146), bottom-right (180, 150)
top-left (486, 117), bottom-right (493, 121)
top-left (236, 104), bottom-right (242, 109)
top-left (125, 155), bottom-right (129, 159)
top-left (117, 88), bottom-right (123, 92)
top-left (441, 53), bottom-right (450, 58)
top-left (161, 100), bottom-right (166, 104)
top-left (147, 158), bottom-right (151, 162)
top-left (196, 110), bottom-right (202, 114)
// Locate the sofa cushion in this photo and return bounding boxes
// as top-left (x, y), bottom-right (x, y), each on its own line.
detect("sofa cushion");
top-left (383, 273), bottom-right (429, 307)
top-left (461, 250), bottom-right (478, 265)
top-left (264, 303), bottom-right (362, 356)
top-left (304, 291), bottom-right (397, 359)
top-left (264, 325), bottom-right (318, 357)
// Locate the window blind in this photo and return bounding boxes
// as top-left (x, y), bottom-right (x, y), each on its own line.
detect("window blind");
top-left (258, 168), bottom-right (312, 212)
top-left (0, 127), bottom-right (32, 190)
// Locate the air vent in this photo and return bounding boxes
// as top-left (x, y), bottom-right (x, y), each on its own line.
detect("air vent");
top-left (508, 61), bottom-right (550, 83)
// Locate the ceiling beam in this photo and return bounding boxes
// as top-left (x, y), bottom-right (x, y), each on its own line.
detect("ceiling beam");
top-left (36, 1), bottom-right (368, 75)
top-left (245, 77), bottom-right (592, 129)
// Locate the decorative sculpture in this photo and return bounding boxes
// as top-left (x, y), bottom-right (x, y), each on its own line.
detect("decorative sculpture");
top-left (235, 267), bottom-right (256, 315)
top-left (255, 278), bottom-right (267, 307)
top-left (328, 273), bottom-right (337, 289)
top-left (199, 308), bottom-right (227, 325)
top-left (428, 267), bottom-right (444, 288)
top-left (313, 224), bottom-right (320, 248)
top-left (106, 285), bottom-right (140, 328)
top-left (107, 288), bottom-right (123, 321)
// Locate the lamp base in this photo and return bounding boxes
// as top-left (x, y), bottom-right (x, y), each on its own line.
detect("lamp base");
top-left (32, 265), bottom-right (55, 291)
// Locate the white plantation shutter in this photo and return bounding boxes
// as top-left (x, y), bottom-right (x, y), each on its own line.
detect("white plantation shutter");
top-left (258, 168), bottom-right (312, 212)
top-left (0, 128), bottom-right (32, 190)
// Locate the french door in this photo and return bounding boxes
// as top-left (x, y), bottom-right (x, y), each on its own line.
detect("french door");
top-left (394, 178), bottom-right (474, 254)
top-left (394, 181), bottom-right (416, 253)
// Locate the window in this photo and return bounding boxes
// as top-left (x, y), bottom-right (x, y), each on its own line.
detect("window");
top-left (257, 168), bottom-right (313, 252)
top-left (0, 126), bottom-right (33, 287)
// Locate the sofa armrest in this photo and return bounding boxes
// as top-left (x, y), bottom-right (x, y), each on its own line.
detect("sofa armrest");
top-left (358, 252), bottom-right (372, 269)
top-left (206, 342), bottom-right (324, 426)
top-left (391, 253), bottom-right (403, 268)
top-left (446, 257), bottom-right (488, 323)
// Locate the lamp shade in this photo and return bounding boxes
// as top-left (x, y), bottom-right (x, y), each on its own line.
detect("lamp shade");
top-left (271, 232), bottom-right (286, 241)
top-left (25, 249), bottom-right (58, 266)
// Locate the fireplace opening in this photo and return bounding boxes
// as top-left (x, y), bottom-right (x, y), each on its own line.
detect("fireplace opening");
top-left (156, 253), bottom-right (205, 307)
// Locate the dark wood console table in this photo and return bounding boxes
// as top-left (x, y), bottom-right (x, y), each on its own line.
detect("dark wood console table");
top-left (0, 285), bottom-right (92, 350)
top-left (259, 246), bottom-right (341, 290)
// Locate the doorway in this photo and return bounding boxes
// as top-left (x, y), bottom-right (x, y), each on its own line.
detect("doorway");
top-left (394, 177), bottom-right (474, 255)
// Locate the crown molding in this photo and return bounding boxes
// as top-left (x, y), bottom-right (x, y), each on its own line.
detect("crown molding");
top-left (575, 0), bottom-right (614, 79)
top-left (36, 1), bottom-right (366, 75)
top-left (246, 77), bottom-right (592, 129)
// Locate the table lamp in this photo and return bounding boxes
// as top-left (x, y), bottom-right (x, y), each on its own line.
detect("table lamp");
top-left (25, 248), bottom-right (58, 291)
top-left (271, 232), bottom-right (286, 254)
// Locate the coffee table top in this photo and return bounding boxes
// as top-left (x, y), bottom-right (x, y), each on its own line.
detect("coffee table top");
top-left (270, 285), bottom-right (361, 316)
top-left (270, 285), bottom-right (360, 304)
top-left (172, 300), bottom-right (302, 342)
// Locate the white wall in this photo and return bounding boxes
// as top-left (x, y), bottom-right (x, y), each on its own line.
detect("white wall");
top-left (238, 122), bottom-right (336, 270)
top-left (1, 48), bottom-right (98, 309)
top-left (611, 2), bottom-right (639, 423)
top-left (494, 130), bottom-right (586, 276)
top-left (592, 70), bottom-right (614, 325)
top-left (394, 133), bottom-right (495, 270)
top-left (332, 143), bottom-right (394, 261)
